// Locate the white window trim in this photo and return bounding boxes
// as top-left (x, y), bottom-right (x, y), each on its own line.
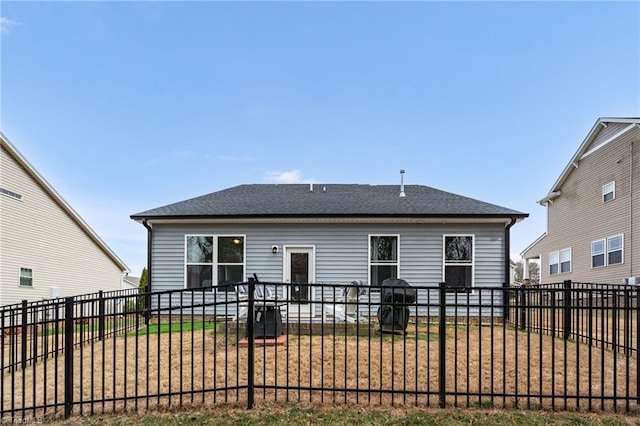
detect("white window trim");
top-left (607, 234), bottom-right (624, 266)
top-left (591, 239), bottom-right (606, 268)
top-left (442, 234), bottom-right (475, 293)
top-left (368, 234), bottom-right (400, 289)
top-left (602, 181), bottom-right (615, 203)
top-left (184, 234), bottom-right (246, 290)
top-left (591, 234), bottom-right (624, 268)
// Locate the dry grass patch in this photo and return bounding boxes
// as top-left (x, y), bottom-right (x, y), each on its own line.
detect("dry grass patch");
top-left (2, 323), bottom-right (638, 421)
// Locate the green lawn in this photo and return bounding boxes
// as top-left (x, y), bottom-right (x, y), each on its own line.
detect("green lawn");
top-left (130, 321), bottom-right (217, 336)
top-left (36, 318), bottom-right (216, 337)
top-left (61, 406), bottom-right (640, 425)
top-left (38, 318), bottom-right (139, 335)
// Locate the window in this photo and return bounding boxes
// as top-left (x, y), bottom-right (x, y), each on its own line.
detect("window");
top-left (185, 235), bottom-right (244, 290)
top-left (591, 234), bottom-right (624, 268)
top-left (559, 248), bottom-right (571, 273)
top-left (603, 181), bottom-right (615, 203)
top-left (592, 235), bottom-right (624, 267)
top-left (592, 239), bottom-right (605, 268)
top-left (0, 187), bottom-right (22, 201)
top-left (549, 248), bottom-right (570, 275)
top-left (549, 251), bottom-right (559, 275)
top-left (20, 268), bottom-right (32, 286)
top-left (443, 235), bottom-right (473, 293)
top-left (217, 237), bottom-right (245, 285)
top-left (607, 235), bottom-right (623, 265)
top-left (369, 235), bottom-right (398, 289)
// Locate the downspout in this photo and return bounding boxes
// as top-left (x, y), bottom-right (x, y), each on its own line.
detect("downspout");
top-left (504, 217), bottom-right (517, 287)
top-left (142, 219), bottom-right (153, 325)
top-left (504, 217), bottom-right (517, 321)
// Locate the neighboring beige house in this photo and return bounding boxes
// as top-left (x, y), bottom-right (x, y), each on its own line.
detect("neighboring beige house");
top-left (521, 117), bottom-right (640, 284)
top-left (122, 274), bottom-right (139, 291)
top-left (0, 132), bottom-right (129, 305)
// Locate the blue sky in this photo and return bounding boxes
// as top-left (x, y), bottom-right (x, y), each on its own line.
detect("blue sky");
top-left (1, 1), bottom-right (639, 277)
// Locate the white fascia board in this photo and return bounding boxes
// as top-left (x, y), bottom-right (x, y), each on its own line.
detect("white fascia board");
top-left (580, 123), bottom-right (639, 160)
top-left (540, 118), bottom-right (640, 201)
top-left (537, 191), bottom-right (561, 206)
top-left (521, 232), bottom-right (547, 257)
top-left (596, 117), bottom-right (640, 124)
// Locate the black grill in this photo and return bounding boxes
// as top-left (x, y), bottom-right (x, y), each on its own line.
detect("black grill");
top-left (377, 278), bottom-right (416, 334)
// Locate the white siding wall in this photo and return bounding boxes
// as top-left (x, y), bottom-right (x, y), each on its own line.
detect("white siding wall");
top-left (0, 145), bottom-right (124, 305)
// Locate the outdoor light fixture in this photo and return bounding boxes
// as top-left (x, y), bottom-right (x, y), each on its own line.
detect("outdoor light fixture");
top-left (272, 245), bottom-right (279, 254)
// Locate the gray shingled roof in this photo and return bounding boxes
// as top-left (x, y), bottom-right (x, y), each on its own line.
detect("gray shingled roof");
top-left (131, 184), bottom-right (527, 219)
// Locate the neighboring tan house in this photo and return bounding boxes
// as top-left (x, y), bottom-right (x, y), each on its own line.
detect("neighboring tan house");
top-left (0, 133), bottom-right (129, 305)
top-left (131, 182), bottom-right (527, 317)
top-left (122, 274), bottom-right (140, 291)
top-left (521, 117), bottom-right (640, 285)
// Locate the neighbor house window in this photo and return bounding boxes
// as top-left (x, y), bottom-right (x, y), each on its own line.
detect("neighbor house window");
top-left (591, 239), bottom-right (605, 268)
top-left (559, 248), bottom-right (571, 273)
top-left (185, 235), bottom-right (245, 290)
top-left (20, 268), bottom-right (33, 286)
top-left (592, 235), bottom-right (624, 267)
top-left (443, 235), bottom-right (474, 293)
top-left (369, 235), bottom-right (398, 289)
top-left (603, 181), bottom-right (615, 203)
top-left (607, 235), bottom-right (623, 265)
top-left (550, 248), bottom-right (571, 275)
top-left (549, 251), bottom-right (559, 275)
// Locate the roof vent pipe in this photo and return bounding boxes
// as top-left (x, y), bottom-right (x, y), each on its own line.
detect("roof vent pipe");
top-left (310, 183), bottom-right (314, 192)
top-left (399, 169), bottom-right (406, 197)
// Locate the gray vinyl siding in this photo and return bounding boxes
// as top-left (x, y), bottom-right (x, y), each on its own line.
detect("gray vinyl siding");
top-left (149, 222), bottom-right (507, 317)
top-left (524, 123), bottom-right (640, 284)
top-left (0, 144), bottom-right (125, 306)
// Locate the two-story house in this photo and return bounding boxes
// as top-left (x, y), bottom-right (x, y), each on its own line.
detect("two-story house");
top-left (0, 132), bottom-right (129, 305)
top-left (521, 117), bottom-right (640, 284)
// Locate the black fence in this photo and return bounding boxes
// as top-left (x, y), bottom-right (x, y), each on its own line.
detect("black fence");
top-left (1, 281), bottom-right (638, 422)
top-left (507, 281), bottom-right (638, 356)
top-left (0, 288), bottom-right (141, 373)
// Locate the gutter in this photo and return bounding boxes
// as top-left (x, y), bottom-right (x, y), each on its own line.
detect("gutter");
top-left (538, 191), bottom-right (561, 206)
top-left (142, 219), bottom-right (153, 325)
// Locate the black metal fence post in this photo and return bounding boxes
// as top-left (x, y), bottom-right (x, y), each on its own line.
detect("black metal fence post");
top-left (612, 288), bottom-right (618, 354)
top-left (519, 286), bottom-right (527, 330)
top-left (20, 300), bottom-right (28, 370)
top-left (438, 281), bottom-right (447, 408)
top-left (64, 297), bottom-right (75, 419)
top-left (636, 285), bottom-right (640, 403)
top-left (144, 290), bottom-right (151, 327)
top-left (247, 279), bottom-right (255, 410)
top-left (503, 282), bottom-right (510, 322)
top-left (32, 309), bottom-right (38, 366)
top-left (563, 280), bottom-right (572, 340)
top-left (98, 291), bottom-right (105, 341)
